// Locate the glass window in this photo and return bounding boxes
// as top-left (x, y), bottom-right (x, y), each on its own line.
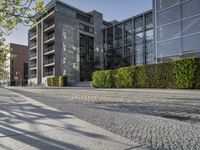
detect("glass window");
top-left (157, 38), bottom-right (182, 58)
top-left (156, 0), bottom-right (180, 10)
top-left (157, 5), bottom-right (181, 26)
top-left (145, 13), bottom-right (153, 29)
top-left (182, 0), bottom-right (200, 19)
top-left (157, 21), bottom-right (181, 41)
top-left (182, 15), bottom-right (200, 36)
top-left (182, 33), bottom-right (200, 52)
top-left (134, 16), bottom-right (143, 32)
top-left (146, 29), bottom-right (154, 42)
top-left (124, 20), bottom-right (132, 46)
top-left (135, 32), bottom-right (144, 44)
top-left (146, 41), bottom-right (154, 64)
top-left (135, 44), bottom-right (144, 66)
top-left (115, 24), bottom-right (122, 39)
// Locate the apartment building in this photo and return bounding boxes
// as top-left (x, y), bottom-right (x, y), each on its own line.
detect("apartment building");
top-left (1, 43), bottom-right (28, 86)
top-left (28, 0), bottom-right (105, 85)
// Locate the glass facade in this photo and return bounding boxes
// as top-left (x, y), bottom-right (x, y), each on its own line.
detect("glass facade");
top-left (155, 0), bottom-right (200, 62)
top-left (104, 11), bottom-right (154, 69)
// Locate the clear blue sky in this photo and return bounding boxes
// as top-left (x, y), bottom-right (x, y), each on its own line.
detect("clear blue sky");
top-left (5, 0), bottom-right (152, 45)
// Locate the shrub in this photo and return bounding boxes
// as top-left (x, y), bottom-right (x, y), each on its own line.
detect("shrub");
top-left (92, 57), bottom-right (200, 89)
top-left (47, 76), bottom-right (68, 87)
top-left (174, 58), bottom-right (200, 89)
top-left (92, 70), bottom-right (114, 88)
top-left (59, 76), bottom-right (68, 87)
top-left (135, 65), bottom-right (149, 88)
top-left (114, 66), bottom-right (136, 88)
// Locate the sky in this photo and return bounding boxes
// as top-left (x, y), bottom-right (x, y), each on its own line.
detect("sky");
top-left (5, 0), bottom-right (152, 45)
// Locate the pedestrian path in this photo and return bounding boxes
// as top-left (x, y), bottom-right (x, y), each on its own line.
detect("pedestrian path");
top-left (0, 88), bottom-right (147, 150)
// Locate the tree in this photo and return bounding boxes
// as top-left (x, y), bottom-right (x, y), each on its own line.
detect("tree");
top-left (0, 0), bottom-right (46, 77)
top-left (0, 0), bottom-right (46, 35)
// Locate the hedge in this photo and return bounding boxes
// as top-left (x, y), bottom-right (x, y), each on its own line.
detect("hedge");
top-left (92, 70), bottom-right (114, 88)
top-left (92, 57), bottom-right (200, 89)
top-left (47, 76), bottom-right (68, 87)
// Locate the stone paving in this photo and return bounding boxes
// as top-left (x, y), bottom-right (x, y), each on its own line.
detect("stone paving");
top-left (8, 87), bottom-right (200, 150)
top-left (0, 88), bottom-right (144, 150)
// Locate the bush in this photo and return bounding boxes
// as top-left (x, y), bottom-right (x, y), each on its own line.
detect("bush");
top-left (47, 76), bottom-right (68, 87)
top-left (92, 70), bottom-right (114, 88)
top-left (114, 66), bottom-right (136, 88)
top-left (92, 57), bottom-right (200, 89)
top-left (59, 76), bottom-right (68, 87)
top-left (174, 58), bottom-right (200, 89)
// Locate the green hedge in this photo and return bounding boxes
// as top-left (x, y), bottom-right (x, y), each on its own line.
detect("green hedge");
top-left (47, 76), bottom-right (68, 87)
top-left (92, 70), bottom-right (114, 88)
top-left (92, 57), bottom-right (200, 89)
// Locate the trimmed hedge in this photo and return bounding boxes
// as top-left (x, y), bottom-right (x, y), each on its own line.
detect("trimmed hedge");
top-left (47, 76), bottom-right (68, 87)
top-left (92, 70), bottom-right (114, 88)
top-left (92, 57), bottom-right (200, 89)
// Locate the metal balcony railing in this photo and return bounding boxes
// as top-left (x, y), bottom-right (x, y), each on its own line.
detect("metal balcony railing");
top-left (29, 74), bottom-right (37, 78)
top-left (44, 21), bottom-right (54, 30)
top-left (29, 63), bottom-right (37, 68)
top-left (44, 33), bottom-right (55, 41)
top-left (44, 71), bottom-right (54, 77)
top-left (30, 43), bottom-right (36, 48)
top-left (44, 58), bottom-right (55, 65)
top-left (44, 46), bottom-right (55, 53)
top-left (29, 53), bottom-right (37, 58)
top-left (30, 32), bottom-right (36, 38)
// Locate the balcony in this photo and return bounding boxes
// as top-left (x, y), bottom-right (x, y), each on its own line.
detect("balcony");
top-left (44, 58), bottom-right (55, 66)
top-left (29, 63), bottom-right (37, 69)
top-left (29, 74), bottom-right (37, 78)
top-left (29, 53), bottom-right (37, 59)
top-left (29, 32), bottom-right (37, 40)
top-left (44, 33), bottom-right (55, 43)
top-left (44, 21), bottom-right (55, 32)
top-left (43, 71), bottom-right (54, 77)
top-left (29, 43), bottom-right (37, 50)
top-left (44, 46), bottom-right (55, 55)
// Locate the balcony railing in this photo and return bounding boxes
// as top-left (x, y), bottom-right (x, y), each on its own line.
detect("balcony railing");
top-left (30, 32), bottom-right (36, 39)
top-left (44, 21), bottom-right (54, 30)
top-left (44, 46), bottom-right (55, 53)
top-left (44, 71), bottom-right (54, 77)
top-left (30, 43), bottom-right (36, 48)
top-left (44, 58), bottom-right (55, 65)
top-left (29, 74), bottom-right (37, 78)
top-left (29, 63), bottom-right (37, 68)
top-left (29, 53), bottom-right (37, 58)
top-left (44, 33), bottom-right (55, 41)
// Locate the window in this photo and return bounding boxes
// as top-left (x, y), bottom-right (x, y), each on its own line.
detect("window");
top-left (182, 33), bottom-right (200, 52)
top-left (157, 38), bottom-right (182, 58)
top-left (157, 5), bottom-right (181, 26)
top-left (182, 15), bottom-right (200, 36)
top-left (182, 0), bottom-right (200, 19)
top-left (76, 13), bottom-right (91, 23)
top-left (115, 24), bottom-right (122, 39)
top-left (146, 29), bottom-right (154, 42)
top-left (156, 0), bottom-right (180, 10)
top-left (145, 13), bottom-right (153, 29)
top-left (157, 21), bottom-right (181, 41)
top-left (135, 32), bottom-right (144, 44)
top-left (135, 44), bottom-right (144, 66)
top-left (124, 20), bottom-right (132, 46)
top-left (134, 16), bottom-right (143, 32)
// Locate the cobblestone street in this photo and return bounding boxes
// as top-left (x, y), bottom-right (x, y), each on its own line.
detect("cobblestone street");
top-left (9, 87), bottom-right (200, 150)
